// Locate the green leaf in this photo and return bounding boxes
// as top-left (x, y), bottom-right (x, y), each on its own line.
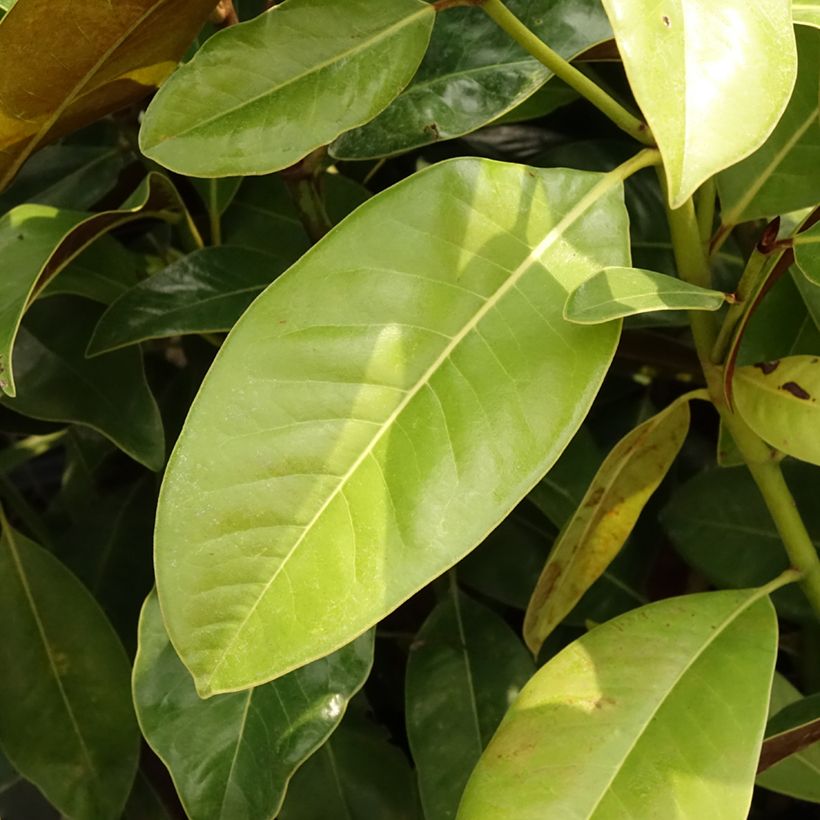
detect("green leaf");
top-left (139, 0), bottom-right (436, 176)
top-left (2, 298), bottom-right (165, 471)
top-left (192, 177), bottom-right (243, 218)
top-left (717, 26), bottom-right (820, 224)
top-left (0, 0), bottom-right (218, 189)
top-left (133, 591), bottom-right (374, 820)
top-left (759, 693), bottom-right (820, 772)
top-left (331, 0), bottom-right (611, 160)
top-left (279, 709), bottom-right (418, 820)
top-left (661, 463), bottom-right (820, 623)
top-left (156, 158), bottom-right (628, 694)
top-left (87, 247), bottom-right (280, 355)
top-left (795, 221), bottom-right (820, 286)
top-left (490, 81), bottom-right (578, 126)
top-left (406, 586), bottom-right (534, 820)
top-left (458, 588), bottom-right (778, 819)
top-left (734, 355), bottom-right (820, 465)
top-left (524, 398), bottom-right (690, 654)
top-left (757, 674), bottom-right (820, 802)
top-left (565, 266), bottom-right (726, 323)
top-left (601, 0), bottom-right (797, 208)
top-left (0, 171), bottom-right (198, 396)
top-left (0, 519), bottom-right (139, 820)
top-left (793, 1), bottom-right (820, 27)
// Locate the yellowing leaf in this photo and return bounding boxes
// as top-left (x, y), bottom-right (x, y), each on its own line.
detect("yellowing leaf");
top-left (524, 398), bottom-right (690, 654)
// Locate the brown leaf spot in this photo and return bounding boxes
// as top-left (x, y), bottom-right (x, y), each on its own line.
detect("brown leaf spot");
top-left (780, 381), bottom-right (811, 400)
top-left (530, 563), bottom-right (563, 610)
top-left (423, 122), bottom-right (441, 140)
top-left (585, 486), bottom-right (605, 507)
top-left (754, 360), bottom-right (780, 375)
top-left (662, 14), bottom-right (671, 26)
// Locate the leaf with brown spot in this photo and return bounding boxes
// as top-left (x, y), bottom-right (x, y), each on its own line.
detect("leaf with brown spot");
top-left (0, 0), bottom-right (217, 190)
top-left (735, 355), bottom-right (820, 466)
top-left (523, 397), bottom-right (690, 655)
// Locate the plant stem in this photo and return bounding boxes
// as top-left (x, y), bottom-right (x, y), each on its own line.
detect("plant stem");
top-left (665, 189), bottom-right (820, 619)
top-left (479, 0), bottom-right (655, 147)
top-left (695, 179), bottom-right (716, 247)
top-left (281, 148), bottom-right (333, 243)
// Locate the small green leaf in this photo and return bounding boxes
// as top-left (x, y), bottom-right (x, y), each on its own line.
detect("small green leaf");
top-left (564, 266), bottom-right (726, 324)
top-left (601, 0), bottom-right (797, 208)
top-left (139, 0), bottom-right (435, 176)
top-left (406, 586), bottom-right (534, 820)
top-left (331, 0), bottom-right (610, 159)
top-left (458, 588), bottom-right (778, 819)
top-left (795, 221), bottom-right (820, 286)
top-left (524, 398), bottom-right (690, 654)
top-left (0, 518), bottom-right (139, 820)
top-left (155, 158), bottom-right (629, 695)
top-left (734, 355), bottom-right (820, 465)
top-left (793, 0), bottom-right (820, 27)
top-left (0, 171), bottom-right (198, 396)
top-left (87, 247), bottom-right (280, 355)
top-left (717, 26), bottom-right (820, 224)
top-left (2, 298), bottom-right (165, 471)
top-left (133, 591), bottom-right (374, 820)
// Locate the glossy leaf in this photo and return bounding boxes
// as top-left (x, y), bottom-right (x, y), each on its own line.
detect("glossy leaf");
top-left (459, 588), bottom-right (778, 819)
top-left (757, 673), bottom-right (820, 802)
top-left (0, 171), bottom-right (198, 396)
top-left (661, 463), bottom-right (820, 623)
top-left (0, 520), bottom-right (139, 820)
top-left (88, 247), bottom-right (280, 355)
top-left (524, 398), bottom-right (689, 654)
top-left (734, 355), bottom-right (820, 465)
top-left (279, 709), bottom-right (418, 820)
top-left (601, 0), bottom-right (797, 208)
top-left (795, 221), bottom-right (820, 286)
top-left (2, 298), bottom-right (165, 471)
top-left (565, 266), bottom-right (726, 323)
top-left (156, 158), bottom-right (628, 695)
top-left (133, 591), bottom-right (374, 820)
top-left (406, 587), bottom-right (534, 820)
top-left (0, 0), bottom-right (217, 189)
top-left (331, 0), bottom-right (611, 159)
top-left (759, 693), bottom-right (820, 772)
top-left (717, 26), bottom-right (820, 224)
top-left (140, 0), bottom-right (436, 176)
top-left (793, 1), bottom-right (820, 27)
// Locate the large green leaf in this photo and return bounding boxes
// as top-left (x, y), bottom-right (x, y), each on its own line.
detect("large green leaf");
top-left (601, 0), bottom-right (797, 208)
top-left (734, 355), bottom-right (820, 465)
top-left (331, 0), bottom-right (611, 160)
top-left (757, 673), bottom-right (820, 802)
top-left (793, 1), bottom-right (820, 27)
top-left (406, 586), bottom-right (534, 820)
top-left (524, 398), bottom-right (690, 654)
top-left (0, 519), bottom-right (139, 820)
top-left (565, 266), bottom-right (726, 323)
top-left (661, 463), bottom-right (820, 623)
top-left (0, 0), bottom-right (217, 189)
top-left (139, 0), bottom-right (435, 176)
top-left (458, 587), bottom-right (779, 819)
top-left (795, 221), bottom-right (820, 285)
top-left (717, 26), bottom-right (820, 225)
top-left (0, 171), bottom-right (198, 396)
top-left (88, 247), bottom-right (280, 355)
top-left (133, 591), bottom-right (374, 820)
top-left (156, 158), bottom-right (629, 694)
top-left (2, 298), bottom-right (165, 471)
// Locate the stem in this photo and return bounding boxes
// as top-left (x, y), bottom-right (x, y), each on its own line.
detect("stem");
top-left (479, 0), bottom-right (654, 147)
top-left (281, 148), bottom-right (333, 243)
top-left (665, 189), bottom-right (820, 620)
top-left (695, 179), bottom-right (716, 247)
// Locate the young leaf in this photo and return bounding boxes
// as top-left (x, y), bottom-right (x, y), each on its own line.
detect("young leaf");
top-left (0, 518), bottom-right (139, 820)
top-left (406, 586), bottom-right (534, 820)
top-left (793, 1), bottom-right (820, 27)
top-left (0, 172), bottom-right (198, 396)
top-left (459, 588), bottom-right (779, 819)
top-left (2, 298), bottom-right (165, 471)
top-left (734, 355), bottom-right (820, 465)
top-left (139, 0), bottom-right (436, 176)
top-left (523, 397), bottom-right (690, 654)
top-left (717, 26), bottom-right (820, 224)
top-left (0, 0), bottom-right (217, 189)
top-left (757, 673), bottom-right (820, 803)
top-left (795, 221), bottom-right (820, 286)
top-left (87, 247), bottom-right (280, 355)
top-left (564, 266), bottom-right (726, 324)
top-left (600, 0), bottom-right (797, 208)
top-left (155, 158), bottom-right (630, 695)
top-left (133, 591), bottom-right (374, 820)
top-left (759, 693), bottom-right (820, 773)
top-left (331, 0), bottom-right (611, 160)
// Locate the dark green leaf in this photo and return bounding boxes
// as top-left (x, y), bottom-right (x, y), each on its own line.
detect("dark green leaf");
top-left (759, 693), bottom-right (820, 772)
